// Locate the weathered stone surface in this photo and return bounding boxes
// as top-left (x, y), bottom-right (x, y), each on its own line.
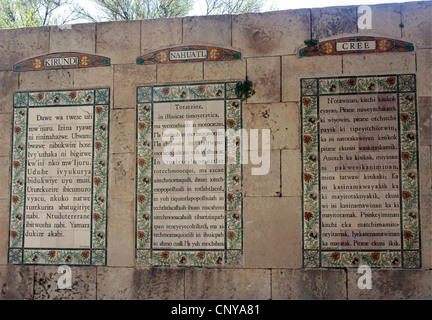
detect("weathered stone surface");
top-left (107, 198), bottom-right (134, 267)
top-left (0, 71), bottom-right (18, 114)
top-left (157, 62), bottom-right (203, 83)
top-left (203, 60), bottom-right (246, 81)
top-left (0, 200), bottom-right (8, 265)
top-left (0, 27), bottom-right (49, 71)
top-left (244, 102), bottom-right (299, 150)
top-left (416, 49), bottom-right (432, 97)
top-left (97, 267), bottom-right (185, 299)
top-left (418, 97), bottom-right (432, 147)
top-left (272, 269), bottom-right (347, 299)
top-left (246, 57), bottom-right (280, 103)
top-left (183, 15), bottom-right (232, 47)
top-left (243, 197), bottom-right (302, 268)
top-left (73, 65), bottom-right (113, 89)
top-left (34, 266), bottom-right (96, 300)
top-left (0, 157), bottom-right (10, 200)
top-left (311, 6), bottom-right (357, 40)
top-left (282, 55), bottom-right (343, 102)
top-left (281, 149), bottom-right (301, 197)
top-left (0, 113), bottom-right (12, 157)
top-left (358, 4), bottom-right (402, 38)
top-left (342, 52), bottom-right (416, 75)
top-left (185, 268), bottom-right (271, 299)
top-left (108, 153), bottom-right (135, 199)
top-left (243, 149), bottom-right (280, 197)
top-left (19, 69), bottom-right (74, 91)
top-left (347, 269), bottom-right (432, 299)
top-left (420, 146), bottom-right (431, 195)
top-left (109, 109), bottom-right (136, 154)
top-left (232, 10), bottom-right (310, 57)
top-left (96, 21), bottom-right (140, 65)
top-left (420, 193), bottom-right (432, 269)
top-left (0, 265), bottom-right (34, 300)
top-left (402, 1), bottom-right (432, 48)
top-left (141, 18), bottom-right (182, 53)
top-left (50, 23), bottom-right (96, 53)
top-left (113, 64), bottom-right (156, 109)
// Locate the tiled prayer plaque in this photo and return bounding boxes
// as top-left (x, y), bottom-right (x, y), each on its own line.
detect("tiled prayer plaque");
top-left (8, 89), bottom-right (110, 265)
top-left (301, 74), bottom-right (421, 268)
top-left (136, 82), bottom-right (243, 267)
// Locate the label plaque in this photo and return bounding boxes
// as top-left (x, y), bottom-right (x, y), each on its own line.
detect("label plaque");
top-left (8, 89), bottom-right (110, 265)
top-left (301, 74), bottom-right (421, 268)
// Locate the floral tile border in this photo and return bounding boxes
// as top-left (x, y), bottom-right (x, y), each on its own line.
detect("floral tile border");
top-left (136, 82), bottom-right (243, 267)
top-left (8, 88), bottom-right (110, 266)
top-left (301, 74), bottom-right (421, 269)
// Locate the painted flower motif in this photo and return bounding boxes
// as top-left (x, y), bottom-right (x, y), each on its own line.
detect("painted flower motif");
top-left (401, 152), bottom-right (410, 161)
top-left (227, 119), bottom-right (236, 128)
top-left (303, 135), bottom-right (313, 145)
top-left (138, 195), bottom-right (146, 203)
top-left (14, 126), bottom-right (21, 135)
top-left (95, 142), bottom-right (103, 150)
top-left (48, 251), bottom-right (56, 259)
top-left (303, 98), bottom-right (312, 107)
top-left (329, 84), bottom-right (337, 92)
top-left (401, 113), bottom-right (409, 123)
top-left (143, 177), bottom-right (150, 184)
top-left (391, 257), bottom-right (400, 265)
top-left (304, 211), bottom-right (313, 221)
top-left (19, 110), bottom-right (25, 116)
top-left (216, 256), bottom-right (223, 264)
top-left (15, 213), bottom-right (22, 220)
top-left (232, 175), bottom-right (240, 183)
top-left (407, 172), bottom-right (416, 180)
top-left (138, 231), bottom-right (146, 240)
top-left (161, 252), bottom-right (169, 259)
top-left (309, 193), bottom-right (317, 201)
top-left (370, 252), bottom-right (380, 261)
top-left (97, 232), bottom-right (104, 239)
top-left (330, 252), bottom-right (340, 261)
top-left (309, 231), bottom-right (317, 239)
top-left (179, 256), bottom-right (186, 264)
top-left (180, 91), bottom-right (187, 98)
top-left (216, 89), bottom-right (223, 96)
top-left (308, 116), bottom-right (316, 125)
top-left (197, 85), bottom-right (206, 94)
top-left (321, 42), bottom-right (333, 54)
top-left (162, 87), bottom-right (170, 96)
top-left (69, 92), bottom-right (77, 99)
top-left (65, 255), bottom-right (72, 262)
top-left (402, 191), bottom-right (412, 200)
top-left (36, 93), bottom-right (44, 101)
top-left (308, 154), bottom-right (317, 163)
top-left (94, 213), bottom-right (101, 221)
top-left (351, 257), bottom-right (359, 265)
top-left (228, 231), bottom-right (236, 240)
top-left (304, 173), bottom-right (313, 183)
top-left (347, 78), bottom-right (356, 87)
top-left (98, 196), bottom-right (105, 203)
top-left (386, 77), bottom-right (396, 86)
top-left (17, 179), bottom-right (23, 186)
top-left (231, 101), bottom-right (239, 108)
top-left (94, 177), bottom-right (102, 186)
top-left (196, 252), bottom-right (205, 260)
top-left (406, 132), bottom-right (415, 141)
top-left (408, 211), bottom-right (417, 219)
top-left (138, 123), bottom-right (146, 131)
top-left (227, 193), bottom-right (234, 202)
top-left (367, 83), bottom-right (375, 91)
top-left (138, 158), bottom-right (146, 167)
top-left (53, 96), bottom-right (60, 103)
top-left (232, 213), bottom-right (240, 220)
top-left (158, 52), bottom-right (167, 62)
top-left (405, 94), bottom-right (413, 102)
top-left (33, 59), bottom-right (42, 69)
top-left (13, 161), bottom-right (21, 169)
top-left (81, 56), bottom-right (91, 66)
top-left (12, 196), bottom-right (19, 204)
top-left (96, 106), bottom-right (104, 115)
top-left (11, 230), bottom-right (18, 239)
top-left (210, 49), bottom-right (220, 60)
top-left (81, 251), bottom-right (89, 259)
top-left (142, 213), bottom-right (149, 220)
top-left (404, 230), bottom-right (414, 240)
top-left (378, 39), bottom-right (391, 51)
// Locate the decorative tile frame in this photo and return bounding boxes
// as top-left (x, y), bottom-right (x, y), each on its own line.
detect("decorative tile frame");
top-left (136, 82), bottom-right (243, 267)
top-left (8, 88), bottom-right (110, 265)
top-left (301, 74), bottom-right (421, 269)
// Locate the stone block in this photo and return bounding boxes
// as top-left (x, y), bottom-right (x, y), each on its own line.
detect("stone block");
top-left (34, 266), bottom-right (96, 300)
top-left (272, 269), bottom-right (347, 299)
top-left (97, 267), bottom-right (185, 299)
top-left (246, 57), bottom-right (280, 104)
top-left (311, 6), bottom-right (357, 40)
top-left (358, 3), bottom-right (402, 39)
top-left (342, 52), bottom-right (416, 75)
top-left (184, 268), bottom-right (271, 300)
top-left (243, 102), bottom-right (299, 150)
top-left (19, 69), bottom-right (74, 91)
top-left (243, 149), bottom-right (280, 197)
top-left (50, 23), bottom-right (96, 53)
top-left (0, 71), bottom-right (18, 114)
top-left (243, 197), bottom-right (302, 268)
top-left (232, 10), bottom-right (310, 57)
top-left (402, 1), bottom-right (432, 48)
top-left (281, 149), bottom-right (301, 197)
top-left (0, 27), bottom-right (50, 71)
top-left (419, 146), bottom-right (431, 194)
top-left (418, 97), bottom-right (432, 147)
top-left (0, 156), bottom-right (10, 200)
top-left (0, 113), bottom-right (12, 157)
top-left (141, 18), bottom-right (182, 53)
top-left (107, 198), bottom-right (134, 267)
top-left (416, 49), bottom-right (432, 97)
top-left (183, 15), bottom-right (232, 47)
top-left (203, 60), bottom-right (246, 81)
top-left (113, 64), bottom-right (156, 109)
top-left (73, 65), bottom-right (113, 89)
top-left (157, 62), bottom-right (203, 83)
top-left (0, 265), bottom-right (34, 300)
top-left (282, 55), bottom-right (343, 102)
top-left (347, 269), bottom-right (432, 299)
top-left (420, 193), bottom-right (432, 269)
top-left (0, 199), bottom-right (9, 265)
top-left (109, 109), bottom-right (136, 154)
top-left (96, 21), bottom-right (140, 65)
top-left (108, 153), bottom-right (135, 199)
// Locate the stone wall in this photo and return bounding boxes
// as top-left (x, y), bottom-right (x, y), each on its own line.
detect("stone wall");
top-left (0, 1), bottom-right (431, 300)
